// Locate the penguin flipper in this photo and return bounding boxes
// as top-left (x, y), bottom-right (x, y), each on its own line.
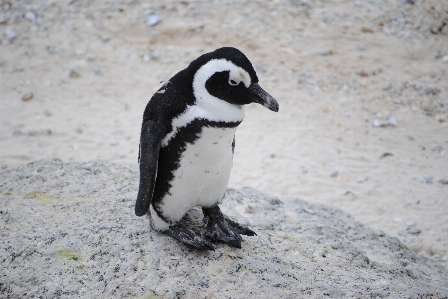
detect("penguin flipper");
top-left (135, 120), bottom-right (164, 217)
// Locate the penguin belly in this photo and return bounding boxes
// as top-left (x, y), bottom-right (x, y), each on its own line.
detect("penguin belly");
top-left (158, 126), bottom-right (236, 224)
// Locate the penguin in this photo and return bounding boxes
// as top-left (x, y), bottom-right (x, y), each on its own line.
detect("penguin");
top-left (135, 47), bottom-right (278, 250)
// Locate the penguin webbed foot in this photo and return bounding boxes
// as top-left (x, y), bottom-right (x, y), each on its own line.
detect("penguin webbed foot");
top-left (202, 205), bottom-right (256, 249)
top-left (165, 224), bottom-right (215, 251)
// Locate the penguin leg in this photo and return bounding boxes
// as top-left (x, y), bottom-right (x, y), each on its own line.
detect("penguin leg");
top-left (202, 205), bottom-right (256, 249)
top-left (165, 224), bottom-right (215, 251)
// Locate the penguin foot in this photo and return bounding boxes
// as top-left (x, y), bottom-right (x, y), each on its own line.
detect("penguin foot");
top-left (165, 224), bottom-right (215, 251)
top-left (202, 205), bottom-right (256, 249)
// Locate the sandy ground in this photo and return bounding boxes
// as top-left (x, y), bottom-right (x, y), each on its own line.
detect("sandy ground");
top-left (1, 0), bottom-right (447, 264)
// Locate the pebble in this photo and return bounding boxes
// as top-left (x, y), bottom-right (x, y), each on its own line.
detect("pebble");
top-left (146, 12), bottom-right (160, 26)
top-left (372, 116), bottom-right (397, 127)
top-left (329, 170), bottom-right (338, 177)
top-left (91, 66), bottom-right (100, 75)
top-left (6, 28), bottom-right (17, 41)
top-left (25, 11), bottom-right (36, 23)
top-left (21, 92), bottom-right (34, 101)
top-left (432, 145), bottom-right (444, 153)
top-left (407, 227), bottom-right (421, 235)
top-left (318, 49), bottom-right (333, 56)
top-left (388, 116), bottom-right (397, 126)
top-left (439, 179), bottom-right (448, 185)
top-left (442, 55), bottom-right (448, 63)
top-left (422, 175), bottom-right (433, 184)
top-left (397, 229), bottom-right (407, 236)
top-left (405, 220), bottom-right (415, 227)
top-left (69, 69), bottom-right (80, 78)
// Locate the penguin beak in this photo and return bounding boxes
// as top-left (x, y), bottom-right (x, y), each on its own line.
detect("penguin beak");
top-left (247, 83), bottom-right (279, 112)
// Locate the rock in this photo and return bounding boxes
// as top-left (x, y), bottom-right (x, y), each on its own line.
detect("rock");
top-left (361, 27), bottom-right (374, 33)
top-left (388, 116), bottom-right (397, 126)
top-left (5, 28), bottom-right (17, 41)
top-left (146, 12), bottom-right (160, 26)
top-left (372, 116), bottom-right (397, 127)
top-left (432, 145), bottom-right (444, 153)
top-left (317, 49), bottom-right (333, 56)
top-left (329, 170), bottom-right (338, 177)
top-left (69, 69), bottom-right (80, 78)
top-left (24, 11), bottom-right (36, 23)
top-left (423, 175), bottom-right (433, 184)
top-left (0, 159), bottom-right (447, 297)
top-left (439, 179), bottom-right (448, 185)
top-left (398, 229), bottom-right (407, 236)
top-left (406, 220), bottom-right (416, 227)
top-left (407, 227), bottom-right (421, 235)
top-left (442, 55), bottom-right (448, 63)
top-left (21, 92), bottom-right (34, 101)
top-left (91, 66), bottom-right (100, 75)
top-left (46, 45), bottom-right (56, 54)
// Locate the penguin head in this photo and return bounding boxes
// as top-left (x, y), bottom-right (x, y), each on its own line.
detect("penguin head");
top-left (190, 47), bottom-right (279, 112)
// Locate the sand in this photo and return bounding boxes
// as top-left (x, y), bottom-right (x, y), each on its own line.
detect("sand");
top-left (1, 0), bottom-right (447, 266)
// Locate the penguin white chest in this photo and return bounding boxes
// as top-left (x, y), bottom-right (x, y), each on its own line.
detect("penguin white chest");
top-left (159, 126), bottom-right (236, 222)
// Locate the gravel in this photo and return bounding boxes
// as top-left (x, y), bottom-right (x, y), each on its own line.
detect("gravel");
top-left (1, 158), bottom-right (447, 298)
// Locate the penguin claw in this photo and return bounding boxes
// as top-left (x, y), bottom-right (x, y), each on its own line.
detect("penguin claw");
top-left (165, 224), bottom-right (215, 251)
top-left (203, 205), bottom-right (255, 249)
top-left (225, 217), bottom-right (257, 237)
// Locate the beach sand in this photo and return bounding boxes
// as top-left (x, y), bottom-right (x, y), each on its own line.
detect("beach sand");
top-left (1, 0), bottom-right (447, 263)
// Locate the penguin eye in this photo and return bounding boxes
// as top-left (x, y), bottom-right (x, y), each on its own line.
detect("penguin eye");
top-left (228, 79), bottom-right (239, 86)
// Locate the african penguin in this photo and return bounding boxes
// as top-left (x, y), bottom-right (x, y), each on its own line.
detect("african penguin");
top-left (135, 47), bottom-right (278, 250)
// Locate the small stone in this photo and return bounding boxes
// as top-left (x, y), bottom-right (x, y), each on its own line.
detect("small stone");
top-left (357, 44), bottom-right (366, 51)
top-left (21, 92), bottom-right (34, 101)
top-left (318, 49), bottom-right (333, 56)
top-left (423, 175), bottom-right (433, 184)
top-left (5, 28), bottom-right (17, 41)
top-left (25, 11), bottom-right (36, 23)
top-left (408, 135), bottom-right (415, 141)
top-left (87, 53), bottom-right (96, 61)
top-left (405, 220), bottom-right (415, 227)
top-left (388, 116), bottom-right (397, 126)
top-left (432, 145), bottom-right (444, 153)
top-left (407, 227), bottom-right (421, 235)
top-left (442, 256), bottom-right (448, 261)
top-left (100, 35), bottom-right (111, 43)
top-left (146, 12), bottom-right (160, 26)
top-left (46, 45), bottom-right (56, 54)
top-left (397, 229), bottom-right (407, 236)
top-left (442, 55), bottom-right (448, 63)
top-left (329, 170), bottom-right (338, 177)
top-left (439, 179), bottom-right (448, 185)
top-left (0, 16), bottom-right (9, 24)
top-left (361, 27), bottom-right (374, 33)
top-left (91, 66), bottom-right (100, 75)
top-left (69, 69), bottom-right (80, 78)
